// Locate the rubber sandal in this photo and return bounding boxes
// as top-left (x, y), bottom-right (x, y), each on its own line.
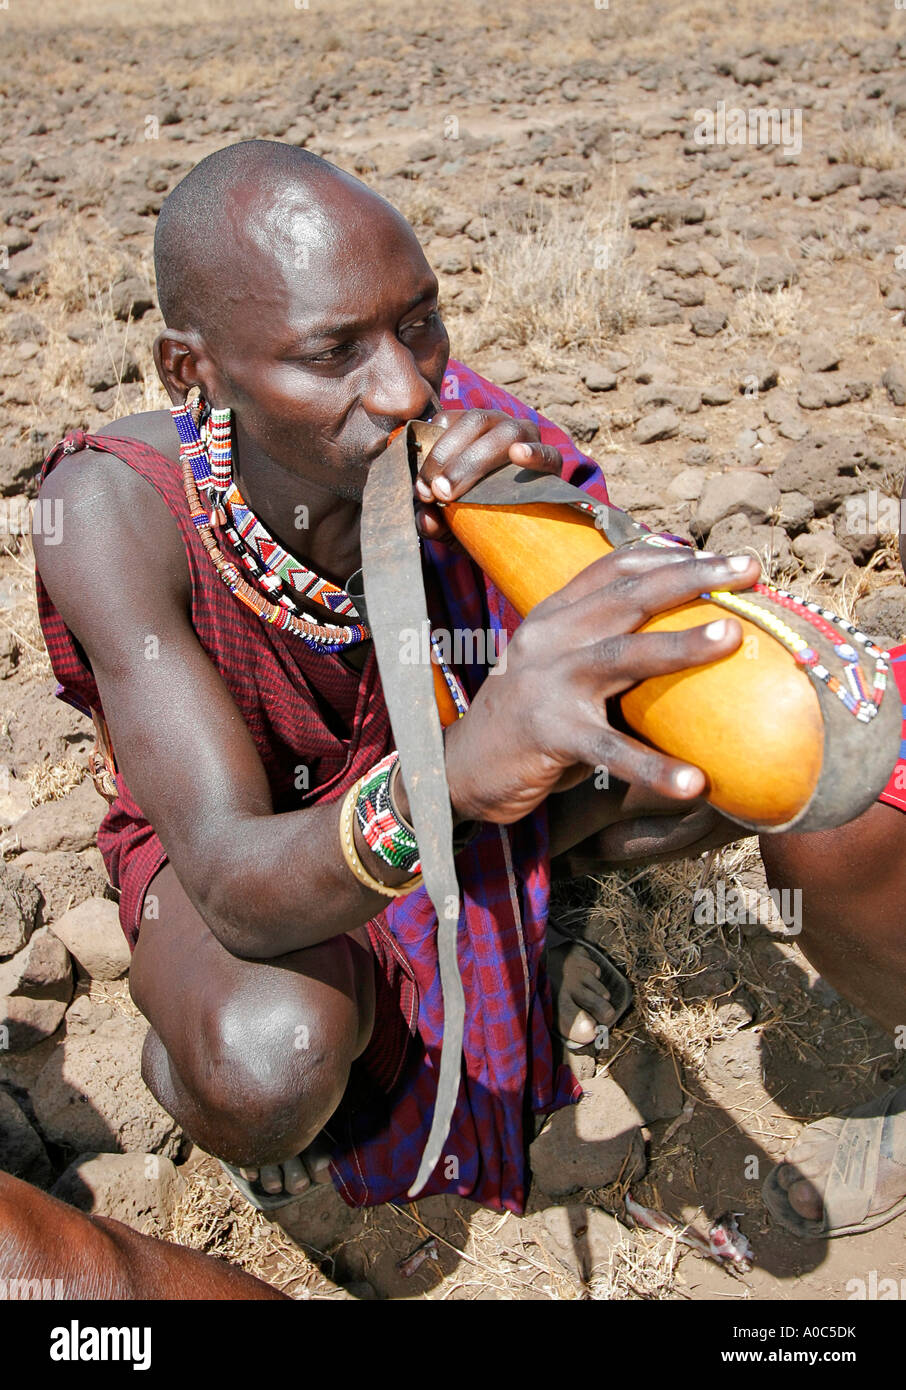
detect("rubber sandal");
top-left (547, 924), bottom-right (633, 1052)
top-left (218, 1160), bottom-right (323, 1212)
top-left (762, 1085), bottom-right (906, 1239)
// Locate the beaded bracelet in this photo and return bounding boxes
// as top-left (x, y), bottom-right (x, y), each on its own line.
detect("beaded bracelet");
top-left (340, 778), bottom-right (424, 898)
top-left (356, 752), bottom-right (422, 875)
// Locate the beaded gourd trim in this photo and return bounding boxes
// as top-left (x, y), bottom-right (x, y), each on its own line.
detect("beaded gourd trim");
top-left (704, 583), bottom-right (890, 724)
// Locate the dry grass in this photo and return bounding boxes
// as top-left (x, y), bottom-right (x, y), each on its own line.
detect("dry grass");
top-left (448, 177), bottom-right (646, 369)
top-left (730, 284), bottom-right (804, 339)
top-left (837, 117), bottom-right (906, 172)
top-left (23, 758), bottom-right (85, 807)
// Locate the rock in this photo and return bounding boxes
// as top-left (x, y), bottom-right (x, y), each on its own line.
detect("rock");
top-left (778, 490), bottom-right (815, 533)
top-left (109, 277), bottom-right (154, 322)
top-left (13, 850), bottom-right (110, 924)
top-left (690, 306), bottom-right (727, 337)
top-left (684, 444), bottom-right (712, 466)
top-left (736, 358), bottom-right (778, 394)
top-left (581, 365), bottom-right (617, 392)
top-left (0, 772), bottom-right (30, 824)
top-left (0, 1087), bottom-right (51, 1185)
top-left (50, 898), bottom-right (129, 982)
top-left (882, 365), bottom-right (906, 407)
top-left (635, 384), bottom-right (701, 414)
top-left (539, 1204), bottom-right (625, 1283)
top-left (777, 435), bottom-right (885, 516)
top-left (0, 927), bottom-right (72, 1002)
top-left (706, 513), bottom-right (793, 569)
top-left (529, 1074), bottom-right (646, 1197)
top-left (763, 391), bottom-right (798, 424)
top-left (667, 468), bottom-right (705, 501)
top-left (792, 531), bottom-right (853, 582)
top-left (83, 341), bottom-right (141, 394)
top-left (633, 407), bottom-right (680, 445)
top-left (482, 357), bottom-right (526, 387)
top-left (705, 1029), bottom-right (764, 1086)
top-left (51, 1152), bottom-right (183, 1235)
top-left (752, 255), bottom-right (798, 292)
top-left (691, 471), bottom-right (781, 537)
top-left (777, 417), bottom-right (809, 441)
top-left (833, 503), bottom-right (880, 564)
top-left (0, 863), bottom-right (43, 957)
top-left (661, 279), bottom-right (706, 307)
top-left (610, 1042), bottom-right (683, 1124)
top-left (602, 351), bottom-right (630, 373)
top-left (31, 1010), bottom-right (181, 1156)
top-left (629, 196), bottom-right (706, 228)
top-left (12, 778), bottom-right (103, 855)
top-left (0, 995), bottom-right (68, 1052)
top-left (859, 169), bottom-right (906, 205)
top-left (798, 374), bottom-right (851, 409)
top-left (702, 383), bottom-right (733, 406)
top-left (0, 627), bottom-right (20, 680)
top-left (855, 586), bottom-right (906, 650)
top-left (645, 300), bottom-right (683, 327)
top-left (799, 336), bottom-right (840, 373)
top-left (633, 357), bottom-right (667, 384)
top-left (546, 407), bottom-right (599, 444)
top-left (846, 379), bottom-right (872, 401)
top-left (433, 211), bottom-right (470, 238)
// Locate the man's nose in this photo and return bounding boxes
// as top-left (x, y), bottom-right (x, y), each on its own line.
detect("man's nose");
top-left (360, 336), bottom-right (435, 425)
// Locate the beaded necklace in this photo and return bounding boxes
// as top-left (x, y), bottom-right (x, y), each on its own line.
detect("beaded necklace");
top-left (705, 582), bottom-right (889, 723)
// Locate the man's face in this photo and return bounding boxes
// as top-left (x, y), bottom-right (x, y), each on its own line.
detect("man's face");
top-left (206, 177), bottom-right (450, 502)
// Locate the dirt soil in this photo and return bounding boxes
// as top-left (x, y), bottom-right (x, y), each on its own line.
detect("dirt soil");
top-left (1, 0), bottom-right (906, 1300)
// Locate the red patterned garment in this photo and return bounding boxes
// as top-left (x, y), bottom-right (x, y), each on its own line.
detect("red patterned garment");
top-left (35, 359), bottom-right (618, 1212)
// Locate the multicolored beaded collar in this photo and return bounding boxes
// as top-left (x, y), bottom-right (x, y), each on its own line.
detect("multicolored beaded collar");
top-left (705, 583), bottom-right (890, 724)
top-left (172, 397), bottom-right (370, 654)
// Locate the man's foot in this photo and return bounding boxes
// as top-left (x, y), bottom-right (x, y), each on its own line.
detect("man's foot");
top-left (547, 937), bottom-right (620, 1049)
top-left (237, 1137), bottom-right (334, 1199)
top-left (764, 1085), bottom-right (906, 1237)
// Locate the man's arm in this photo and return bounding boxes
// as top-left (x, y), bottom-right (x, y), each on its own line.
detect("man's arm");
top-left (34, 452), bottom-right (426, 960)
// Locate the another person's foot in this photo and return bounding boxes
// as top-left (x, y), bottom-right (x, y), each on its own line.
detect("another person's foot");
top-left (237, 1136), bottom-right (334, 1199)
top-left (548, 937), bottom-right (618, 1049)
top-left (766, 1085), bottom-right (906, 1237)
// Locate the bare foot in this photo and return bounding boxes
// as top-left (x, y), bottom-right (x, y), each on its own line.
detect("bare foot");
top-left (547, 939), bottom-right (617, 1048)
top-left (238, 1137), bottom-right (334, 1198)
top-left (774, 1086), bottom-right (906, 1227)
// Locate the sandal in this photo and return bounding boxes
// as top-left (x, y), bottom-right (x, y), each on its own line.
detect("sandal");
top-left (762, 1085), bottom-right (906, 1239)
top-left (218, 1160), bottom-right (324, 1212)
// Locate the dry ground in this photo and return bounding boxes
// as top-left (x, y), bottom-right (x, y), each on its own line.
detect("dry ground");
top-left (1, 0), bottom-right (906, 1300)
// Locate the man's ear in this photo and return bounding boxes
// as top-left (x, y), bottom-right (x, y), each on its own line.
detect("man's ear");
top-left (154, 329), bottom-right (218, 406)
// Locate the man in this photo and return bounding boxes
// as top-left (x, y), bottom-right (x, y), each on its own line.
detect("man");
top-left (32, 141), bottom-right (906, 1234)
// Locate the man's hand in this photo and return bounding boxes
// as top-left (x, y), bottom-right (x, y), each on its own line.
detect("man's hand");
top-left (441, 545), bottom-right (761, 827)
top-left (413, 409), bottom-right (561, 544)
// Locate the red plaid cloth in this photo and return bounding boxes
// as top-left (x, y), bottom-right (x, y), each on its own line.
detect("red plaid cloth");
top-left (35, 359), bottom-right (620, 1212)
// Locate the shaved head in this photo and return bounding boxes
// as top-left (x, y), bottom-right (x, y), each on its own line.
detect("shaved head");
top-left (154, 140), bottom-right (400, 344)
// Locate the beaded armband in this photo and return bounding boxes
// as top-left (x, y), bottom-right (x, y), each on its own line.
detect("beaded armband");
top-left (356, 752), bottom-right (422, 875)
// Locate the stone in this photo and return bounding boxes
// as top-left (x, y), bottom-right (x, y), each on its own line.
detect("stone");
top-left (50, 898), bottom-right (129, 981)
top-left (0, 926), bottom-right (72, 1002)
top-left (581, 365), bottom-right (617, 392)
top-left (633, 357), bottom-right (667, 384)
top-left (0, 863), bottom-right (43, 957)
top-left (859, 169), bottom-right (906, 205)
top-left (855, 586), bottom-right (906, 650)
top-left (833, 503), bottom-right (880, 564)
top-left (83, 341), bottom-right (141, 394)
top-left (778, 490), bottom-right (815, 533)
top-left (539, 1204), bottom-right (625, 1283)
top-left (13, 850), bottom-right (109, 925)
top-left (645, 300), bottom-right (683, 327)
top-left (51, 1152), bottom-right (184, 1235)
top-left (31, 1010), bottom-right (181, 1157)
top-left (628, 196), bottom-right (706, 228)
top-left (702, 383), bottom-right (733, 406)
top-left (792, 531), bottom-right (853, 583)
top-left (635, 384), bottom-right (701, 414)
top-left (704, 1029), bottom-right (765, 1085)
top-left (0, 1087), bottom-right (52, 1185)
top-left (483, 358), bottom-right (528, 386)
top-left (752, 255), bottom-right (798, 292)
top-left (661, 279), bottom-right (706, 307)
top-left (763, 391), bottom-right (798, 424)
top-left (846, 379), bottom-right (872, 401)
top-left (602, 351), bottom-right (630, 373)
top-left (777, 417), bottom-right (810, 441)
top-left (690, 306), bottom-right (727, 337)
top-left (610, 1042), bottom-right (683, 1124)
top-left (684, 444), bottom-right (712, 466)
top-left (798, 374), bottom-right (851, 409)
top-left (529, 1074), bottom-right (646, 1197)
top-left (0, 772), bottom-right (29, 824)
top-left (706, 513), bottom-right (793, 570)
top-left (0, 995), bottom-right (68, 1052)
top-left (667, 468), bottom-right (705, 501)
top-left (433, 211), bottom-right (470, 238)
top-left (799, 337), bottom-right (840, 373)
top-left (691, 471), bottom-right (781, 537)
top-left (109, 277), bottom-right (154, 322)
top-left (777, 434), bottom-right (886, 515)
top-left (633, 407), bottom-right (680, 445)
top-left (736, 358), bottom-right (778, 394)
top-left (12, 778), bottom-right (103, 855)
top-left (545, 407), bottom-right (599, 444)
top-left (882, 366), bottom-right (906, 407)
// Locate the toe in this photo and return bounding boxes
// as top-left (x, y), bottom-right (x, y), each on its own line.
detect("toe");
top-left (281, 1156), bottom-right (310, 1195)
top-left (259, 1164), bottom-right (284, 1195)
top-left (787, 1177), bottom-right (824, 1223)
top-left (568, 1007), bottom-right (597, 1047)
top-left (239, 1167), bottom-right (259, 1182)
